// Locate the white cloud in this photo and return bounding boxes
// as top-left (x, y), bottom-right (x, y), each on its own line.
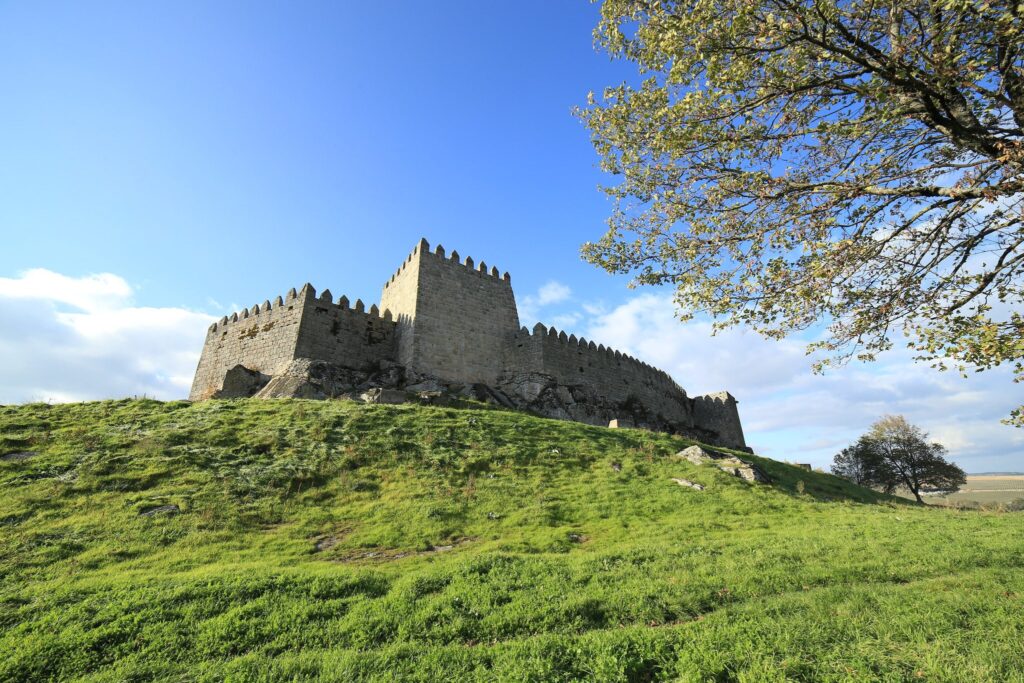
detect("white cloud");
top-left (536, 281), bottom-right (572, 305)
top-left (578, 293), bottom-right (1024, 473)
top-left (0, 269), bottom-right (215, 403)
top-left (519, 280), bottom-right (574, 324)
top-left (0, 268), bottom-right (133, 312)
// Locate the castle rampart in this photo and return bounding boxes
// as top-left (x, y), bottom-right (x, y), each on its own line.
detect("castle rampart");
top-left (381, 239), bottom-right (519, 385)
top-left (190, 238), bottom-right (749, 450)
top-left (293, 286), bottom-right (397, 371)
top-left (505, 324), bottom-right (693, 428)
top-left (190, 289), bottom-right (306, 400)
top-left (189, 284), bottom-right (397, 400)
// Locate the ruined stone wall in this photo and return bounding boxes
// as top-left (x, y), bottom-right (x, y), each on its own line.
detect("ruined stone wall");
top-left (188, 289), bottom-right (305, 400)
top-left (380, 239), bottom-right (520, 385)
top-left (294, 286), bottom-right (397, 370)
top-left (506, 324), bottom-right (694, 427)
top-left (692, 392), bottom-right (747, 450)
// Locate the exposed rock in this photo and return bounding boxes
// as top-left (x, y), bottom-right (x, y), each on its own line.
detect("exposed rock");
top-left (139, 504), bottom-right (180, 517)
top-left (671, 478), bottom-right (705, 490)
top-left (406, 379), bottom-right (446, 393)
top-left (256, 358), bottom-right (366, 399)
top-left (457, 383), bottom-right (515, 408)
top-left (608, 418), bottom-right (633, 429)
top-left (214, 365), bottom-right (269, 398)
top-left (365, 359), bottom-right (405, 389)
top-left (360, 388), bottom-right (409, 404)
top-left (677, 445), bottom-right (770, 483)
top-left (414, 391), bottom-right (453, 406)
top-left (315, 534), bottom-right (347, 552)
top-left (1, 451), bottom-right (37, 462)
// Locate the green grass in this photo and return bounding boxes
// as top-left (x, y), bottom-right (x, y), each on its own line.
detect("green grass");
top-left (1, 398), bottom-right (1022, 682)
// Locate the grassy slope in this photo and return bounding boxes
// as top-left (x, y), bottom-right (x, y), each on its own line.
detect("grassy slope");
top-left (0, 399), bottom-right (1022, 682)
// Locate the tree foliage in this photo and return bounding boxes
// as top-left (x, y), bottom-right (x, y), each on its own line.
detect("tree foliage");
top-left (578, 0), bottom-right (1024, 424)
top-left (831, 415), bottom-right (966, 502)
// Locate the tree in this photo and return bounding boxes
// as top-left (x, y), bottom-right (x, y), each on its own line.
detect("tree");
top-left (831, 445), bottom-right (872, 486)
top-left (577, 0), bottom-right (1024, 424)
top-left (830, 415), bottom-right (966, 502)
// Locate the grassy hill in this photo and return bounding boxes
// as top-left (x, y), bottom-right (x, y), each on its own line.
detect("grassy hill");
top-left (1, 399), bottom-right (1022, 682)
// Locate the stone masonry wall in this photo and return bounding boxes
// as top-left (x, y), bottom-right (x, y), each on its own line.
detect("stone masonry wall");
top-left (190, 238), bottom-right (747, 450)
top-left (507, 324), bottom-right (694, 427)
top-left (381, 239), bottom-right (520, 385)
top-left (294, 286), bottom-right (397, 370)
top-left (692, 392), bottom-right (746, 450)
top-left (190, 283), bottom-right (399, 400)
top-left (378, 246), bottom-right (421, 369)
top-left (189, 289), bottom-right (305, 400)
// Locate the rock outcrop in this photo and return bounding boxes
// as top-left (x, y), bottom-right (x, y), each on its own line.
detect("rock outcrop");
top-left (677, 445), bottom-right (770, 483)
top-left (218, 358), bottom-right (726, 444)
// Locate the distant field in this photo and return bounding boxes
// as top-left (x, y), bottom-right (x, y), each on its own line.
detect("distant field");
top-left (921, 476), bottom-right (1024, 508)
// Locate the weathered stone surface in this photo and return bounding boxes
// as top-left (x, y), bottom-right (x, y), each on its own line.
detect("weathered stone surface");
top-left (360, 388), bottom-right (409, 404)
top-left (190, 286), bottom-right (397, 401)
top-left (190, 239), bottom-right (748, 450)
top-left (671, 477), bottom-right (705, 490)
top-left (677, 445), bottom-right (770, 483)
top-left (256, 358), bottom-right (366, 399)
top-left (691, 392), bottom-right (747, 451)
top-left (139, 504), bottom-right (180, 516)
top-left (0, 451), bottom-right (37, 462)
top-left (406, 379), bottom-right (446, 394)
top-left (380, 241), bottom-right (520, 386)
top-left (213, 364), bottom-right (269, 398)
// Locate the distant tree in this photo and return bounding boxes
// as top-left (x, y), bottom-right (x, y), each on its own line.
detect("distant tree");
top-left (831, 415), bottom-right (966, 502)
top-left (577, 0), bottom-right (1024, 425)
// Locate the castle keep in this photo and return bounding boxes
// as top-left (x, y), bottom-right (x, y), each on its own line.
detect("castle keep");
top-left (189, 239), bottom-right (748, 450)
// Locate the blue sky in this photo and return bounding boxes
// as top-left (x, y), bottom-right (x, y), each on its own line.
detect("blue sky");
top-left (1, 2), bottom-right (1021, 471)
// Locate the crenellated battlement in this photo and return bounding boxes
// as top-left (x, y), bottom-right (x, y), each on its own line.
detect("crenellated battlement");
top-left (383, 238), bottom-right (511, 291)
top-left (190, 238), bottom-right (746, 449)
top-left (512, 323), bottom-right (688, 397)
top-left (516, 323), bottom-right (683, 393)
top-left (205, 283), bottom-right (396, 338)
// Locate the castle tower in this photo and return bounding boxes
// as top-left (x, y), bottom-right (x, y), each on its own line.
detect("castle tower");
top-left (380, 238), bottom-right (520, 385)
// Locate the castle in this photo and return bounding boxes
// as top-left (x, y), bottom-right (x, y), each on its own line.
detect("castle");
top-left (189, 239), bottom-right (748, 450)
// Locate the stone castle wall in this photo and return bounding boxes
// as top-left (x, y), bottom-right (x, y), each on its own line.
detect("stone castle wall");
top-left (380, 240), bottom-right (520, 385)
top-left (692, 392), bottom-right (746, 450)
top-left (378, 247), bottom-right (420, 369)
top-left (294, 287), bottom-right (397, 370)
top-left (189, 284), bottom-right (398, 400)
top-left (190, 238), bottom-right (748, 450)
top-left (506, 323), bottom-right (694, 427)
top-left (189, 290), bottom-right (306, 400)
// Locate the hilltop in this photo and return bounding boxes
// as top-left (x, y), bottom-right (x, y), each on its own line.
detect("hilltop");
top-left (1, 399), bottom-right (1022, 682)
